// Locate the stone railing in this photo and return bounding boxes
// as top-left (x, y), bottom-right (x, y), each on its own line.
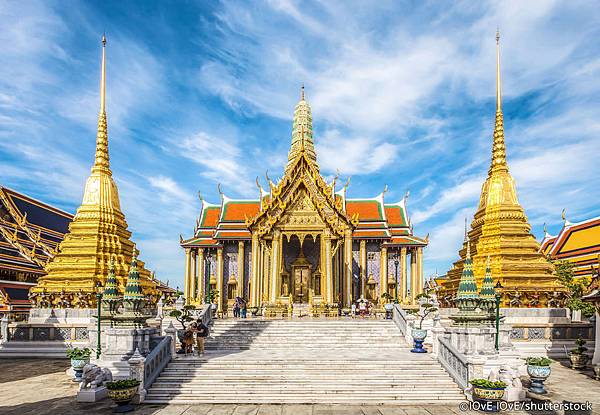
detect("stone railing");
top-left (3, 321), bottom-right (89, 343)
top-left (143, 336), bottom-right (171, 390)
top-left (392, 304), bottom-right (408, 335)
top-left (437, 335), bottom-right (470, 389)
top-left (509, 322), bottom-right (594, 341)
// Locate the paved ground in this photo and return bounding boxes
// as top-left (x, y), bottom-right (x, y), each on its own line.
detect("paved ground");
top-left (0, 359), bottom-right (599, 415)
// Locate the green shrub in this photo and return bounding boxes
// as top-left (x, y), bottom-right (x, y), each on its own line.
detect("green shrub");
top-left (525, 357), bottom-right (553, 366)
top-left (570, 337), bottom-right (588, 355)
top-left (105, 379), bottom-right (141, 390)
top-left (66, 347), bottom-right (92, 359)
top-left (469, 379), bottom-right (507, 389)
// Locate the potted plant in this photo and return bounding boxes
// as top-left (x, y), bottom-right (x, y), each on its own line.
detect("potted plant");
top-left (568, 337), bottom-right (590, 370)
top-left (66, 346), bottom-right (93, 382)
top-left (525, 356), bottom-right (553, 394)
top-left (105, 378), bottom-right (141, 413)
top-left (407, 293), bottom-right (437, 353)
top-left (470, 379), bottom-right (507, 411)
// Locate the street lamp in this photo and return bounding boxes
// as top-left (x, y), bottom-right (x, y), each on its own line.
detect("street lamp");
top-left (494, 280), bottom-right (503, 351)
top-left (393, 254), bottom-right (399, 304)
top-left (95, 280), bottom-right (103, 360)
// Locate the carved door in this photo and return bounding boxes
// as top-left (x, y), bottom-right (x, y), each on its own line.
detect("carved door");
top-left (293, 266), bottom-right (310, 303)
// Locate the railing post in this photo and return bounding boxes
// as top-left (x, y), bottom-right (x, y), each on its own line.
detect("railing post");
top-left (0, 315), bottom-right (9, 343)
top-left (128, 348), bottom-right (146, 403)
top-left (164, 322), bottom-right (177, 357)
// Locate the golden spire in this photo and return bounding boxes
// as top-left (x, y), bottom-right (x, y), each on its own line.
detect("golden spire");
top-left (489, 29), bottom-right (507, 174)
top-left (286, 85), bottom-right (318, 171)
top-left (93, 34), bottom-right (110, 174)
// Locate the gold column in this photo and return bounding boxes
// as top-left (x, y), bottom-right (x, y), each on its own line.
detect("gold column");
top-left (410, 248), bottom-right (417, 304)
top-left (380, 246), bottom-right (388, 304)
top-left (237, 241), bottom-right (244, 299)
top-left (324, 232), bottom-right (333, 303)
top-left (184, 248), bottom-right (191, 302)
top-left (190, 249), bottom-right (197, 304)
top-left (359, 240), bottom-right (366, 299)
top-left (417, 246), bottom-right (424, 296)
top-left (197, 248), bottom-right (205, 303)
top-left (400, 247), bottom-right (407, 303)
top-left (270, 230), bottom-right (280, 303)
top-left (344, 230), bottom-right (352, 306)
top-left (250, 234), bottom-right (259, 306)
top-left (216, 246), bottom-right (224, 313)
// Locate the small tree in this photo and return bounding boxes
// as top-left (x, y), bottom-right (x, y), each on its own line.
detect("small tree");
top-left (555, 260), bottom-right (595, 317)
top-left (407, 293), bottom-right (437, 329)
top-left (169, 305), bottom-right (196, 329)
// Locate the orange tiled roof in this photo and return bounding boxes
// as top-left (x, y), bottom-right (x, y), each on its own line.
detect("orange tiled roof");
top-left (215, 230), bottom-right (252, 239)
top-left (200, 206), bottom-right (221, 228)
top-left (346, 200), bottom-right (384, 221)
top-left (384, 205), bottom-right (408, 227)
top-left (385, 236), bottom-right (427, 246)
top-left (221, 201), bottom-right (260, 222)
top-left (353, 230), bottom-right (389, 238)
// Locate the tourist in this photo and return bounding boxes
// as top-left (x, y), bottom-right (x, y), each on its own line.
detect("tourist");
top-left (182, 324), bottom-right (195, 355)
top-left (233, 296), bottom-right (241, 318)
top-left (195, 319), bottom-right (209, 355)
top-left (240, 300), bottom-right (247, 318)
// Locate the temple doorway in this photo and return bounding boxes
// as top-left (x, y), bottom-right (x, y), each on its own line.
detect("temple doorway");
top-left (282, 234), bottom-right (321, 304)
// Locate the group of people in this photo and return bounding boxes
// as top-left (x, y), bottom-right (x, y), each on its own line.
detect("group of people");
top-left (232, 296), bottom-right (247, 318)
top-left (181, 319), bottom-right (210, 356)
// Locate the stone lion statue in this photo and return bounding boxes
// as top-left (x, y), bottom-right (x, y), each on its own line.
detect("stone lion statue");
top-left (79, 364), bottom-right (113, 390)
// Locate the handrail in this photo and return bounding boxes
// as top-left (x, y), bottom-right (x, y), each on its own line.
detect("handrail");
top-left (438, 336), bottom-right (469, 389)
top-left (143, 336), bottom-right (171, 389)
top-left (392, 304), bottom-right (408, 335)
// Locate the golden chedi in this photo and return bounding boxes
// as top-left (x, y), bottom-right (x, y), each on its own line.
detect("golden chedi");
top-left (441, 32), bottom-right (559, 307)
top-left (31, 35), bottom-right (157, 307)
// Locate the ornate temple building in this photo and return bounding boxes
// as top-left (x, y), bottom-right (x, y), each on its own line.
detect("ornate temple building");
top-left (31, 36), bottom-right (159, 307)
top-left (540, 215), bottom-right (600, 278)
top-left (440, 33), bottom-right (559, 307)
top-left (181, 87), bottom-right (428, 314)
top-left (0, 186), bottom-right (73, 316)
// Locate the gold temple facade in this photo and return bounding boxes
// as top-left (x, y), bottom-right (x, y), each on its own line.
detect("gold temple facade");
top-left (31, 36), bottom-right (158, 306)
top-left (181, 87), bottom-right (428, 313)
top-left (440, 33), bottom-right (558, 307)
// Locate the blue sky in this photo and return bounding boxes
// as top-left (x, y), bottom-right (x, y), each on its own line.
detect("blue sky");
top-left (1, 1), bottom-right (599, 289)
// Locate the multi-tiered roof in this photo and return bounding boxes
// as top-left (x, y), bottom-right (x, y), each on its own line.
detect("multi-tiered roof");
top-left (182, 88), bottom-right (427, 248)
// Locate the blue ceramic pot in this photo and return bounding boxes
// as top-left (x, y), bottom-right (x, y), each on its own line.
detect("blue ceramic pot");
top-left (527, 364), bottom-right (551, 380)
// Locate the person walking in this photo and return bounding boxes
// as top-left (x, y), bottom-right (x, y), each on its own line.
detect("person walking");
top-left (233, 296), bottom-right (241, 318)
top-left (195, 319), bottom-right (209, 355)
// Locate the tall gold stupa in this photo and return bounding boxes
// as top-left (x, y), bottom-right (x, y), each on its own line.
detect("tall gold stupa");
top-left (441, 32), bottom-right (558, 307)
top-left (31, 35), bottom-right (157, 307)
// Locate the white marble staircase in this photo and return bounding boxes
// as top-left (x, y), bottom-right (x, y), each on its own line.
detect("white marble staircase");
top-left (145, 319), bottom-right (465, 404)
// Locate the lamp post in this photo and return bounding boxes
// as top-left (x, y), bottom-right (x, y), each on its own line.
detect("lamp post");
top-left (494, 280), bottom-right (503, 351)
top-left (393, 254), bottom-right (399, 304)
top-left (95, 281), bottom-right (103, 360)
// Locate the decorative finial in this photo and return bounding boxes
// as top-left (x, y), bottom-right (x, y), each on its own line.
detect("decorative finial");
top-left (464, 217), bottom-right (468, 242)
top-left (382, 184), bottom-right (388, 195)
top-left (561, 208), bottom-right (566, 222)
top-left (496, 28), bottom-right (501, 112)
top-left (92, 33), bottom-right (110, 173)
top-left (100, 34), bottom-right (107, 113)
top-left (197, 191), bottom-right (203, 202)
top-left (300, 83), bottom-right (305, 101)
top-left (543, 222), bottom-right (547, 235)
top-left (404, 190), bottom-right (410, 200)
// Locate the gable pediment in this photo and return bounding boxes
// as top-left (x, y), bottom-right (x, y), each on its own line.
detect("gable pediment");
top-left (248, 154), bottom-right (352, 237)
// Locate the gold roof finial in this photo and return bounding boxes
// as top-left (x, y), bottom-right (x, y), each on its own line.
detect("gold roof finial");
top-left (92, 33), bottom-right (110, 173)
top-left (496, 28), bottom-right (501, 112)
top-left (488, 28), bottom-right (507, 174)
top-left (300, 83), bottom-right (305, 101)
top-left (464, 217), bottom-right (468, 242)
